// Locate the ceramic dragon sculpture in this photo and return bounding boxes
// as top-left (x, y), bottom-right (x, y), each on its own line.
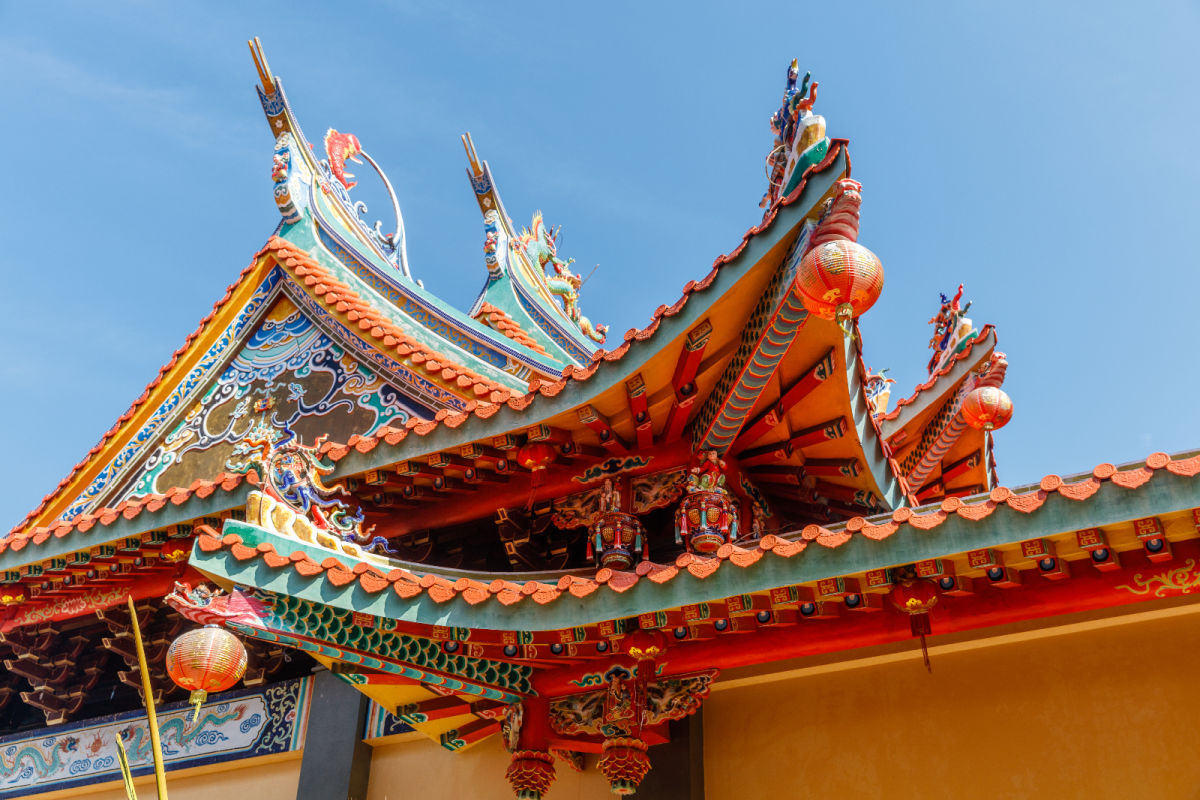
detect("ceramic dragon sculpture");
top-left (225, 414), bottom-right (395, 555)
top-left (515, 213), bottom-right (608, 343)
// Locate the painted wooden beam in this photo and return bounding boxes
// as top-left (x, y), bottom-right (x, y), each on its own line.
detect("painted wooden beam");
top-left (738, 441), bottom-right (794, 468)
top-left (626, 373), bottom-right (654, 450)
top-left (942, 451), bottom-right (982, 483)
top-left (732, 348), bottom-right (836, 453)
top-left (461, 442), bottom-right (507, 462)
top-left (394, 695), bottom-right (505, 724)
top-left (396, 460), bottom-right (441, 477)
top-left (748, 466), bottom-right (806, 486)
top-left (428, 452), bottom-right (474, 471)
top-left (525, 425), bottom-right (573, 445)
top-left (577, 405), bottom-right (629, 453)
top-left (814, 480), bottom-right (879, 510)
top-left (439, 717), bottom-right (501, 752)
top-left (802, 458), bottom-right (861, 478)
top-left (662, 320), bottom-right (713, 442)
top-left (362, 469), bottom-right (413, 489)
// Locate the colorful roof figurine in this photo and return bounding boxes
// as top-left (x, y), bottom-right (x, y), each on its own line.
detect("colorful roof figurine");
top-left (7, 42), bottom-right (1193, 800)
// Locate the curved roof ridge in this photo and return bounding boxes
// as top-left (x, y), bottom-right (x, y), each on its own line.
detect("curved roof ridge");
top-left (312, 141), bottom-right (852, 463)
top-left (876, 324), bottom-right (998, 423)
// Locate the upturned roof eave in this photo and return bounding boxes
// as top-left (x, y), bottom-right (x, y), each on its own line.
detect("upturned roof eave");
top-left (186, 452), bottom-right (1200, 632)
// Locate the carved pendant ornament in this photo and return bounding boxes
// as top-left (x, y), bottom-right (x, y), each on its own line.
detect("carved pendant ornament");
top-left (675, 450), bottom-right (738, 554)
top-left (588, 479), bottom-right (647, 569)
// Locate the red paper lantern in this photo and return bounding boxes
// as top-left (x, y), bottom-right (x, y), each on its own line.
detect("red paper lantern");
top-left (515, 442), bottom-right (556, 471)
top-left (960, 386), bottom-right (1013, 431)
top-left (795, 240), bottom-right (884, 333)
top-left (165, 626), bottom-right (247, 719)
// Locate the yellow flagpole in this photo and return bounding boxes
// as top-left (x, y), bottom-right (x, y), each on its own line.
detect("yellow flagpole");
top-left (115, 733), bottom-right (139, 800)
top-left (127, 595), bottom-right (170, 799)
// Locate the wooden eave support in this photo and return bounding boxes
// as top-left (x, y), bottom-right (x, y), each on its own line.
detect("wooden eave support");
top-left (439, 717), bottom-right (500, 751)
top-left (463, 467), bottom-right (509, 485)
top-left (363, 492), bottom-right (414, 508)
top-left (525, 425), bottom-right (573, 445)
top-left (942, 450), bottom-right (983, 483)
top-left (914, 480), bottom-right (944, 504)
top-left (749, 466), bottom-right (806, 486)
top-left (663, 320), bottom-right (713, 442)
top-left (461, 442), bottom-right (508, 463)
top-left (802, 458), bottom-right (861, 478)
top-left (20, 689), bottom-right (84, 724)
top-left (626, 373), bottom-right (654, 450)
top-left (431, 475), bottom-right (475, 493)
top-left (577, 405), bottom-right (629, 453)
top-left (813, 480), bottom-right (879, 510)
top-left (396, 460), bottom-right (442, 478)
top-left (395, 695), bottom-right (505, 724)
top-left (362, 469), bottom-right (414, 490)
top-left (737, 416), bottom-right (848, 466)
top-left (733, 348), bottom-right (836, 453)
top-left (428, 452), bottom-right (474, 471)
top-left (559, 441), bottom-right (606, 460)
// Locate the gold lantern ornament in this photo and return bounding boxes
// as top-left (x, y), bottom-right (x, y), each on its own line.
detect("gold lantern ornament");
top-left (165, 625), bottom-right (248, 721)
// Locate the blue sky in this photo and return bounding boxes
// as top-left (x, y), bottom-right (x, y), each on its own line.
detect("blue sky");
top-left (2, 1), bottom-right (1197, 528)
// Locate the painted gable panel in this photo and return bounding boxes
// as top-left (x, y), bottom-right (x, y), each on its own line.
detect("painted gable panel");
top-left (84, 296), bottom-right (431, 513)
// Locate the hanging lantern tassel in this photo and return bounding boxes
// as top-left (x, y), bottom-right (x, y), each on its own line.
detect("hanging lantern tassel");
top-left (890, 572), bottom-right (939, 673)
top-left (909, 611), bottom-right (933, 672)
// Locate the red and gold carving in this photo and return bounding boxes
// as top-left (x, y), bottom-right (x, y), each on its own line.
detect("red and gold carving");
top-left (505, 750), bottom-right (556, 800)
top-left (599, 737), bottom-right (652, 796)
top-left (675, 451), bottom-right (737, 554)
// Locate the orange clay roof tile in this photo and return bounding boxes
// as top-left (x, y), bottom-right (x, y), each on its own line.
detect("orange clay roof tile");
top-left (0, 473), bottom-right (251, 554)
top-left (264, 238), bottom-right (514, 402)
top-left (475, 303), bottom-right (549, 355)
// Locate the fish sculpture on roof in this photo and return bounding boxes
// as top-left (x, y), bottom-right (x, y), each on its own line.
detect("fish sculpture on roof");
top-left (324, 128), bottom-right (363, 190)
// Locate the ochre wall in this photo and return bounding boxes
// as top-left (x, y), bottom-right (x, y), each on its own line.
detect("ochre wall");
top-left (41, 753), bottom-right (301, 799)
top-left (703, 613), bottom-right (1200, 799)
top-left (368, 735), bottom-right (610, 800)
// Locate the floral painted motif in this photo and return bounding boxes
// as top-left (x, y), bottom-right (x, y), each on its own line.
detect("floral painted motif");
top-left (1116, 559), bottom-right (1200, 598)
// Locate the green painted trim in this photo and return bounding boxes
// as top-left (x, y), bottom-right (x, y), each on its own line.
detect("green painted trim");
top-left (844, 334), bottom-right (908, 510)
top-left (0, 484), bottom-right (251, 571)
top-left (189, 468), bottom-right (1200, 632)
